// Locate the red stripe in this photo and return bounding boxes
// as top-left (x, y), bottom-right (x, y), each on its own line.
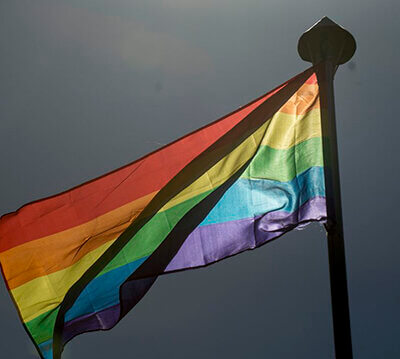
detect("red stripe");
top-left (0, 84), bottom-right (288, 252)
top-left (306, 73), bottom-right (317, 84)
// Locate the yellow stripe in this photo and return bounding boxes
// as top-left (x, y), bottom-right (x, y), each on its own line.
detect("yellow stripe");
top-left (261, 108), bottom-right (322, 149)
top-left (261, 80), bottom-right (320, 149)
top-left (13, 240), bottom-right (116, 323)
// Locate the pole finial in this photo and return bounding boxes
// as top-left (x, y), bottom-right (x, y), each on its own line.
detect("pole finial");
top-left (298, 17), bottom-right (356, 65)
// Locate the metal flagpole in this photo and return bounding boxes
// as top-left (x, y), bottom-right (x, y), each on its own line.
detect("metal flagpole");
top-left (298, 17), bottom-right (356, 358)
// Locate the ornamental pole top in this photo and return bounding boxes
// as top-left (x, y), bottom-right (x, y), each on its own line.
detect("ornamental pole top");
top-left (298, 17), bottom-right (356, 65)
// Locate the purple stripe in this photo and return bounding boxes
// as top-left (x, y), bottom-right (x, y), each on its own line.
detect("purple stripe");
top-left (165, 196), bottom-right (326, 271)
top-left (62, 196), bottom-right (326, 343)
top-left (63, 305), bottom-right (120, 343)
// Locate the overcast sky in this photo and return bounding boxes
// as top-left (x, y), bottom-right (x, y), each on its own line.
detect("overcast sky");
top-left (1, 0), bottom-right (399, 358)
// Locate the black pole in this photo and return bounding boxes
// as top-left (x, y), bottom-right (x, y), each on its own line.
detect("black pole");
top-left (319, 58), bottom-right (354, 359)
top-left (298, 17), bottom-right (356, 358)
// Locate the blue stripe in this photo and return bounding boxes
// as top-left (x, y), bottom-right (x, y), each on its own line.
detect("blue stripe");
top-left (200, 166), bottom-right (325, 226)
top-left (38, 339), bottom-right (53, 359)
top-left (65, 257), bottom-right (148, 323)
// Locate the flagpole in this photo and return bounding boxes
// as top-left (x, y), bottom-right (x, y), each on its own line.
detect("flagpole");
top-left (298, 17), bottom-right (356, 358)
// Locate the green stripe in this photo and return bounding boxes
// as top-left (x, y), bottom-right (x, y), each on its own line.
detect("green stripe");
top-left (25, 307), bottom-right (59, 345)
top-left (242, 136), bottom-right (323, 182)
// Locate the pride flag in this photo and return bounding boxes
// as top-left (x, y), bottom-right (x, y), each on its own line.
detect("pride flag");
top-left (0, 66), bottom-right (326, 359)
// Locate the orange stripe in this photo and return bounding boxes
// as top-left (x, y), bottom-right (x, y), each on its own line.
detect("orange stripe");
top-left (0, 192), bottom-right (157, 289)
top-left (278, 83), bottom-right (319, 115)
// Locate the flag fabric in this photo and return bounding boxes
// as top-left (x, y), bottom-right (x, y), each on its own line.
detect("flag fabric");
top-left (0, 66), bottom-right (326, 359)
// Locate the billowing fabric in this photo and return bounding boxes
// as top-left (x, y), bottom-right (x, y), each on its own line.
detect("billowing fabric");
top-left (0, 66), bottom-right (326, 359)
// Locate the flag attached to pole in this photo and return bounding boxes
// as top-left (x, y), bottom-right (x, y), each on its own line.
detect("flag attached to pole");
top-left (0, 66), bottom-right (326, 359)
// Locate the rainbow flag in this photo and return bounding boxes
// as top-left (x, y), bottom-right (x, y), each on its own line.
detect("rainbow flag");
top-left (0, 66), bottom-right (326, 359)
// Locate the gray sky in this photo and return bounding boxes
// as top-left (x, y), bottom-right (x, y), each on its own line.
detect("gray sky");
top-left (1, 0), bottom-right (399, 358)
